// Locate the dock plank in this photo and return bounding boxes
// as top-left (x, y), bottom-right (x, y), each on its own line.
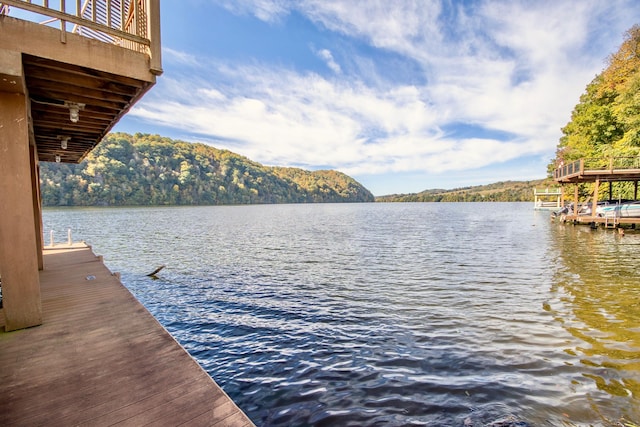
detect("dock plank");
top-left (0, 245), bottom-right (254, 426)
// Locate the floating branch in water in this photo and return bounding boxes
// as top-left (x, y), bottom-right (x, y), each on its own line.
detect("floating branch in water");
top-left (146, 265), bottom-right (165, 277)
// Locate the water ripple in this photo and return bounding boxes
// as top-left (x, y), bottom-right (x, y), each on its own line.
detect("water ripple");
top-left (43, 203), bottom-right (640, 426)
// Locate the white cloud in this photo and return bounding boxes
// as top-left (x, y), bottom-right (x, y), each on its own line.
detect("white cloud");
top-left (139, 0), bottom-right (640, 192)
top-left (132, 59), bottom-right (543, 178)
top-left (315, 48), bottom-right (342, 74)
top-left (162, 47), bottom-right (200, 67)
top-left (216, 0), bottom-right (291, 22)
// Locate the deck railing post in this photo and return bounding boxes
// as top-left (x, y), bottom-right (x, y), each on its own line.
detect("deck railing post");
top-left (106, 0), bottom-right (112, 28)
top-left (120, 0), bottom-right (125, 31)
top-left (60, 0), bottom-right (67, 43)
top-left (146, 0), bottom-right (162, 75)
top-left (133, 0), bottom-right (140, 37)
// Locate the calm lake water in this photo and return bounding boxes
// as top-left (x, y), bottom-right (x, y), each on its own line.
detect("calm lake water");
top-left (42, 202), bottom-right (640, 426)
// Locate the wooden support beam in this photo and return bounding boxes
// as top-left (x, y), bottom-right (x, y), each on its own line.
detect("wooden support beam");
top-left (30, 143), bottom-right (44, 270)
top-left (592, 178), bottom-right (600, 219)
top-left (0, 87), bottom-right (43, 330)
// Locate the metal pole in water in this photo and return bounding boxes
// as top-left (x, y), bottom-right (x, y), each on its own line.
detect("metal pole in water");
top-left (50, 230), bottom-right (54, 247)
top-left (68, 228), bottom-right (72, 246)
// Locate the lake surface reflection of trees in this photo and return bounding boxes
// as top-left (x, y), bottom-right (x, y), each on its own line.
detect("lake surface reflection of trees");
top-left (550, 224), bottom-right (640, 423)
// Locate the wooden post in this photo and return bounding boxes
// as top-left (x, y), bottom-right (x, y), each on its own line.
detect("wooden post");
top-left (0, 50), bottom-right (43, 330)
top-left (30, 142), bottom-right (44, 270)
top-left (574, 185), bottom-right (579, 217)
top-left (592, 178), bottom-right (600, 219)
top-left (146, 0), bottom-right (162, 75)
top-left (609, 181), bottom-right (613, 201)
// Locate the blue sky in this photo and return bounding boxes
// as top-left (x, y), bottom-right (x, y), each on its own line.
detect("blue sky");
top-left (54, 2), bottom-right (640, 194)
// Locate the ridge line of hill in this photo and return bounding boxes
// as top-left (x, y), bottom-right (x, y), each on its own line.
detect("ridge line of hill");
top-left (40, 133), bottom-right (375, 206)
top-left (375, 179), bottom-right (555, 202)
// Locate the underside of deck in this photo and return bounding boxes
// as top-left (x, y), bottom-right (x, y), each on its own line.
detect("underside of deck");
top-left (0, 245), bottom-right (254, 426)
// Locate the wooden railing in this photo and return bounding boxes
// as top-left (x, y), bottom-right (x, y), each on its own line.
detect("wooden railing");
top-left (583, 156), bottom-right (640, 170)
top-left (554, 157), bottom-right (640, 180)
top-left (533, 188), bottom-right (562, 195)
top-left (0, 0), bottom-right (161, 75)
top-left (554, 159), bottom-right (583, 180)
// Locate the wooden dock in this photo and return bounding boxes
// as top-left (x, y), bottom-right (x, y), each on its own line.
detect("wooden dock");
top-left (0, 244), bottom-right (254, 426)
top-left (553, 157), bottom-right (640, 228)
top-left (533, 188), bottom-right (562, 210)
top-left (555, 214), bottom-right (640, 228)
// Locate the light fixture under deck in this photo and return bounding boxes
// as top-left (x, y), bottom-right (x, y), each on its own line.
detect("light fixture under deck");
top-left (64, 101), bottom-right (85, 123)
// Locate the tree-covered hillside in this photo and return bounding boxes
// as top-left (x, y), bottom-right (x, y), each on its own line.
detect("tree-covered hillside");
top-left (552, 26), bottom-right (640, 165)
top-left (549, 25), bottom-right (640, 199)
top-left (375, 179), bottom-right (556, 202)
top-left (40, 133), bottom-right (374, 206)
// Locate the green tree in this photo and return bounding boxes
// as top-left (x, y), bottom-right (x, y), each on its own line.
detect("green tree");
top-left (40, 133), bottom-right (374, 206)
top-left (552, 25), bottom-right (640, 167)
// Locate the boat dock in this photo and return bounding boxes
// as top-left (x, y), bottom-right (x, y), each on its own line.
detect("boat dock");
top-left (553, 157), bottom-right (640, 228)
top-left (533, 188), bottom-right (562, 210)
top-left (0, 244), bottom-right (254, 426)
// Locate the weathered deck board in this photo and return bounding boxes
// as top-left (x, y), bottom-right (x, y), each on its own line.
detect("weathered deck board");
top-left (0, 245), bottom-right (254, 426)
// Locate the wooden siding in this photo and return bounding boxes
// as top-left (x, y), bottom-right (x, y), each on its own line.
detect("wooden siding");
top-left (0, 245), bottom-right (254, 426)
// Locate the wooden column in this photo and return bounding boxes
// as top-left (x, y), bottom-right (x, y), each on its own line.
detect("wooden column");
top-left (147, 0), bottom-right (163, 76)
top-left (592, 179), bottom-right (600, 219)
top-left (30, 143), bottom-right (44, 270)
top-left (0, 50), bottom-right (42, 330)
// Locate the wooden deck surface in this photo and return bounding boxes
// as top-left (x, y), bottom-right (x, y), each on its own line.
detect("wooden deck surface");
top-left (0, 245), bottom-right (254, 426)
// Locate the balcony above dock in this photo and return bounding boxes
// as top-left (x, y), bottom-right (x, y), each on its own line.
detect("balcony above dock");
top-left (0, 0), bottom-right (164, 331)
top-left (554, 157), bottom-right (640, 184)
top-left (552, 157), bottom-right (640, 227)
top-left (0, 0), bottom-right (161, 163)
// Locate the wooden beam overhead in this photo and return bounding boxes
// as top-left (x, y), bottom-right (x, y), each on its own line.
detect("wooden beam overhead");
top-left (20, 55), bottom-right (152, 164)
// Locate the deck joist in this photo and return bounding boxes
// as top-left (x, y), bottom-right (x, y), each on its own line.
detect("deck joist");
top-left (0, 244), bottom-right (254, 426)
